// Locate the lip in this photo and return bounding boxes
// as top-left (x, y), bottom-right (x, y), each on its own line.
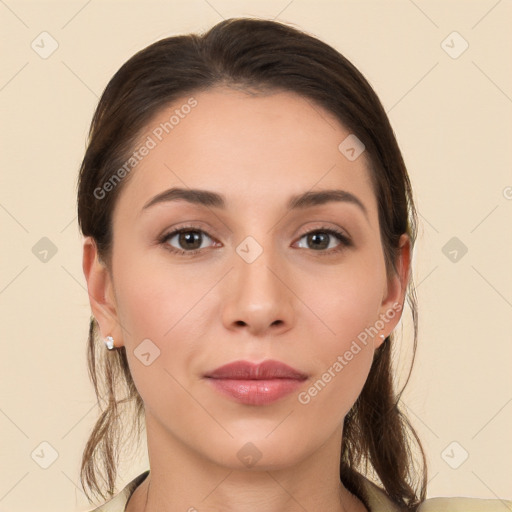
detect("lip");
top-left (204, 360), bottom-right (308, 406)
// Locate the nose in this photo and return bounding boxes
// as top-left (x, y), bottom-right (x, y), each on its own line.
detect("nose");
top-left (221, 246), bottom-right (294, 337)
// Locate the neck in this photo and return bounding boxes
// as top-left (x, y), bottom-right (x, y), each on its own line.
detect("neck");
top-left (126, 414), bottom-right (368, 512)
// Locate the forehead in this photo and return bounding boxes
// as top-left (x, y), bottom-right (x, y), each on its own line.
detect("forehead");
top-left (114, 86), bottom-right (378, 221)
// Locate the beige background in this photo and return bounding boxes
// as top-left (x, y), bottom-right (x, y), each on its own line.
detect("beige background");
top-left (1, 0), bottom-right (511, 510)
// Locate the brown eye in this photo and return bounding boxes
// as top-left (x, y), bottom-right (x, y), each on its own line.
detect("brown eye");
top-left (305, 232), bottom-right (330, 250)
top-left (177, 231), bottom-right (203, 250)
top-left (160, 227), bottom-right (216, 255)
top-left (296, 228), bottom-right (352, 254)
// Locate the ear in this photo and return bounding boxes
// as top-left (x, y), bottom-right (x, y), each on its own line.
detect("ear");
top-left (375, 233), bottom-right (411, 349)
top-left (82, 236), bottom-right (125, 348)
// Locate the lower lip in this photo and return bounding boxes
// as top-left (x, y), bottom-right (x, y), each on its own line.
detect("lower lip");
top-left (206, 378), bottom-right (304, 405)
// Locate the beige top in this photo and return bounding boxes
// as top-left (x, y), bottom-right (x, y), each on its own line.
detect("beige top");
top-left (88, 470), bottom-right (511, 511)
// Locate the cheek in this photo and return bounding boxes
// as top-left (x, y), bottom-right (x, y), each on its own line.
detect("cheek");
top-left (297, 273), bottom-right (380, 420)
top-left (111, 249), bottom-right (211, 403)
top-left (291, 259), bottom-right (385, 423)
top-left (295, 342), bottom-right (374, 444)
top-left (113, 245), bottom-right (203, 341)
top-left (307, 258), bottom-right (386, 349)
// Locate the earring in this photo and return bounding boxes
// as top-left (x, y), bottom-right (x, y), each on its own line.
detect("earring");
top-left (104, 335), bottom-right (115, 350)
top-left (379, 334), bottom-right (385, 340)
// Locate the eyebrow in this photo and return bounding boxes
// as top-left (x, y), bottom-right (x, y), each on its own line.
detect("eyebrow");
top-left (142, 187), bottom-right (368, 218)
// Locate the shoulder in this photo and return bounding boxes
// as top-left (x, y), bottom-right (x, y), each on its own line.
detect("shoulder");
top-left (87, 471), bottom-right (511, 512)
top-left (360, 476), bottom-right (512, 512)
top-left (86, 470), bottom-right (150, 512)
top-left (418, 496), bottom-right (512, 511)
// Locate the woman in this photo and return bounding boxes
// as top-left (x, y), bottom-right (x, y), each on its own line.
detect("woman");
top-left (77, 17), bottom-right (510, 512)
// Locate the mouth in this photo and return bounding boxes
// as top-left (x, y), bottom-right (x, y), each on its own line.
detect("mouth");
top-left (204, 360), bottom-right (308, 406)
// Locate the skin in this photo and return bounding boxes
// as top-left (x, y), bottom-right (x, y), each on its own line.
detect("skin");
top-left (83, 86), bottom-right (410, 512)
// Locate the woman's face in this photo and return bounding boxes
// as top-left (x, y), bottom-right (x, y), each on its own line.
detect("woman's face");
top-left (84, 86), bottom-right (409, 470)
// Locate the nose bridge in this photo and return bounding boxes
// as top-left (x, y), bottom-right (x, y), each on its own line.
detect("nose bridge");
top-left (221, 232), bottom-right (293, 335)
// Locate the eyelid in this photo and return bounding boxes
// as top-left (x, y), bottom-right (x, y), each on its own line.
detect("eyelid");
top-left (295, 223), bottom-right (351, 241)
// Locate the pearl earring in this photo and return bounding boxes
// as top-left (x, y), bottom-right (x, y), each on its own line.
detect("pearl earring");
top-left (104, 335), bottom-right (115, 350)
top-left (380, 334), bottom-right (385, 340)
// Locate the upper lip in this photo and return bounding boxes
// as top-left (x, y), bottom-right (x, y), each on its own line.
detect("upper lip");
top-left (204, 360), bottom-right (308, 380)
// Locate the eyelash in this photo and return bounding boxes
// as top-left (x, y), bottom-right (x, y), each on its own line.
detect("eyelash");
top-left (158, 224), bottom-right (352, 257)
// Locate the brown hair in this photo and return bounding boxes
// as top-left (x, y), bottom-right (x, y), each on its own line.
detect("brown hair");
top-left (77, 17), bottom-right (426, 510)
